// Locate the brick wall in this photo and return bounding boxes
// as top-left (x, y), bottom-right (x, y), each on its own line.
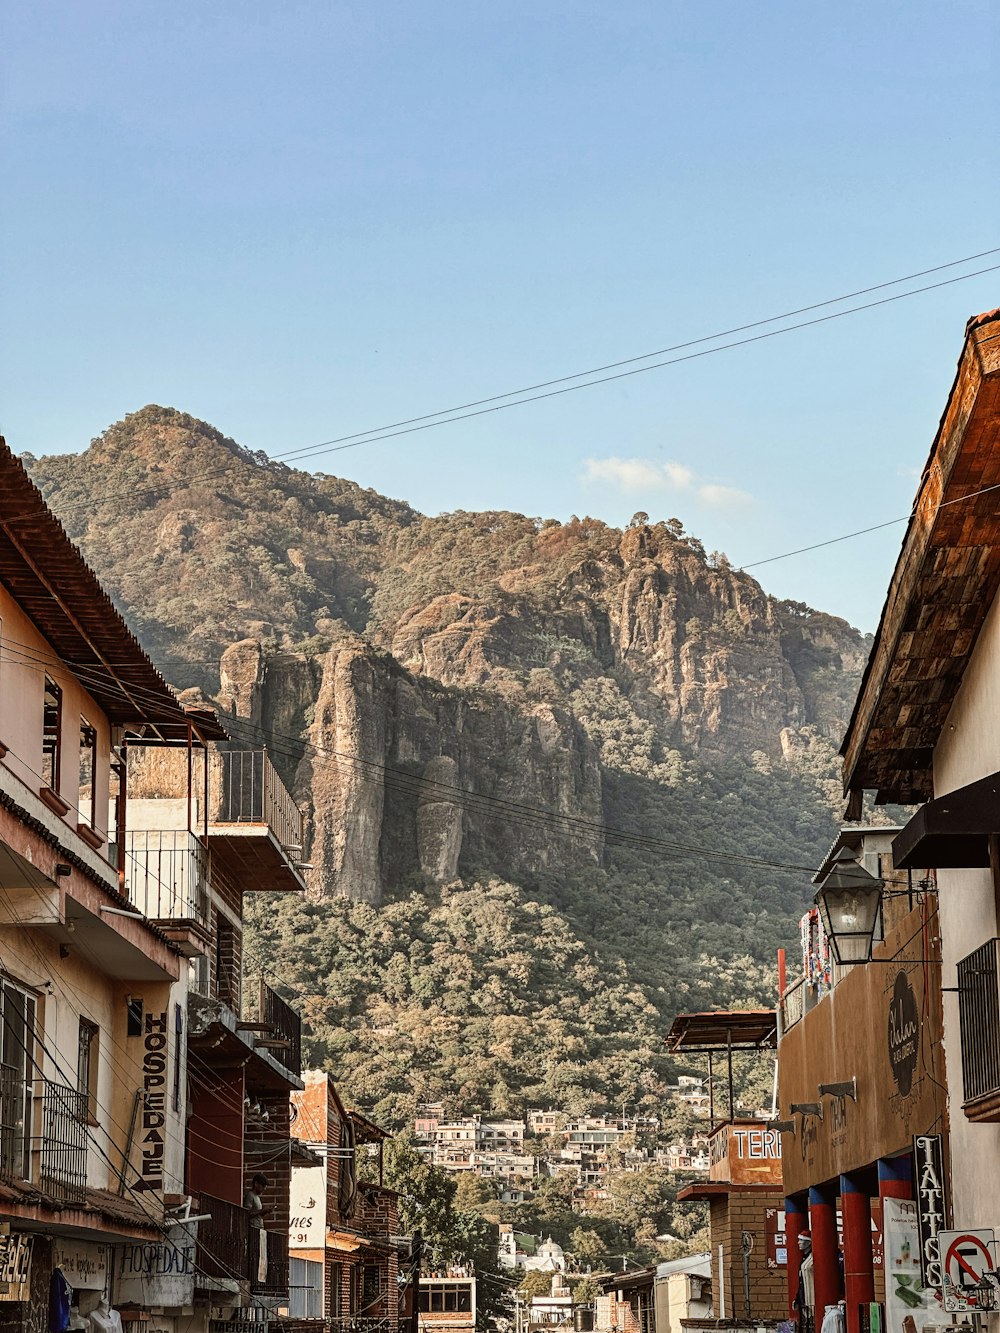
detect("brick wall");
top-left (709, 1191), bottom-right (787, 1321)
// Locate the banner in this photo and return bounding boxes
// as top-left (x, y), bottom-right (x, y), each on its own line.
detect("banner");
top-left (883, 1199), bottom-right (947, 1333)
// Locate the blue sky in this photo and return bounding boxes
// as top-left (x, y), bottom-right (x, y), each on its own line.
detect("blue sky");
top-left (2, 0), bottom-right (997, 630)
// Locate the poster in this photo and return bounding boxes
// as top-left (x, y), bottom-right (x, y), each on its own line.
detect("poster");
top-left (883, 1199), bottom-right (947, 1333)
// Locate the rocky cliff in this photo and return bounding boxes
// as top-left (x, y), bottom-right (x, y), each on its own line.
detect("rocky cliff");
top-left (25, 405), bottom-right (870, 909)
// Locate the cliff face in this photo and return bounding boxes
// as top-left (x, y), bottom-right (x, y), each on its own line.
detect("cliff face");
top-left (24, 406), bottom-right (871, 907)
top-left (217, 639), bottom-right (603, 903)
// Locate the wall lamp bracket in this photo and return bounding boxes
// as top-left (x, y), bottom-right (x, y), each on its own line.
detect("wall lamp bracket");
top-left (819, 1079), bottom-right (857, 1102)
top-left (766, 1119), bottom-right (797, 1136)
top-left (790, 1102), bottom-right (824, 1120)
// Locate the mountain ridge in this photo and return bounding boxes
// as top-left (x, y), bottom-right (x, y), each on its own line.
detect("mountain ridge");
top-left (23, 404), bottom-right (869, 1124)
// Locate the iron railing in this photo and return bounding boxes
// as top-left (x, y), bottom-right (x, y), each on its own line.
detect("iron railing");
top-left (328, 1320), bottom-right (392, 1333)
top-left (39, 1081), bottom-right (88, 1203)
top-left (196, 1192), bottom-right (249, 1282)
top-left (252, 1227), bottom-right (289, 1297)
top-left (244, 978), bottom-right (302, 1077)
top-left (957, 938), bottom-right (1000, 1104)
top-left (0, 1062), bottom-right (30, 1182)
top-left (210, 751), bottom-right (302, 851)
top-left (779, 976), bottom-right (807, 1033)
top-left (123, 829), bottom-right (211, 924)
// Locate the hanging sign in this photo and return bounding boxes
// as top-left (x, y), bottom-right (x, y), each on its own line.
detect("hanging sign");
top-left (938, 1229), bottom-right (998, 1313)
top-left (132, 1011), bottom-right (169, 1191)
top-left (913, 1134), bottom-right (947, 1288)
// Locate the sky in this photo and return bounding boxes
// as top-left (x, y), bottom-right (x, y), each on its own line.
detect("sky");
top-left (2, 0), bottom-right (997, 631)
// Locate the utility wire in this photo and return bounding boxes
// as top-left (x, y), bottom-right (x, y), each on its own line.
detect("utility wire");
top-left (6, 253), bottom-right (999, 525)
top-left (0, 634), bottom-right (822, 874)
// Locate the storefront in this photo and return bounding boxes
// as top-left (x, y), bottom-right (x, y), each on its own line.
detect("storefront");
top-left (777, 849), bottom-right (947, 1333)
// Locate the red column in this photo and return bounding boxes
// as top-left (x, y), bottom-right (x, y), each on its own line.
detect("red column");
top-left (878, 1154), bottom-right (913, 1200)
top-left (809, 1185), bottom-right (841, 1327)
top-left (786, 1195), bottom-right (809, 1316)
top-left (841, 1175), bottom-right (875, 1333)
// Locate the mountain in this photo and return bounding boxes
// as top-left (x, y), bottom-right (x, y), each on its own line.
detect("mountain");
top-left (25, 405), bottom-right (871, 1125)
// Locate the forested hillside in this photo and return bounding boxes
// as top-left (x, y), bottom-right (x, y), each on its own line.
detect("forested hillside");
top-left (25, 406), bottom-right (872, 1127)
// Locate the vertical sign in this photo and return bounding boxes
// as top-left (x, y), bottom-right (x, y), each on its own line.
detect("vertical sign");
top-left (913, 1134), bottom-right (947, 1288)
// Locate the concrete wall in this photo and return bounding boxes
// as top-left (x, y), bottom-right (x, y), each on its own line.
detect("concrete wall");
top-left (0, 582), bottom-right (111, 844)
top-left (932, 586), bottom-right (1000, 1229)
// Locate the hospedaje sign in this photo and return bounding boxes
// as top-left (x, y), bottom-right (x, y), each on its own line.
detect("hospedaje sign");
top-left (116, 1224), bottom-right (196, 1307)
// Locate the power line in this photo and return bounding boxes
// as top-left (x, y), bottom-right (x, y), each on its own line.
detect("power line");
top-left (8, 252), bottom-right (1000, 525)
top-left (0, 640), bottom-right (822, 875)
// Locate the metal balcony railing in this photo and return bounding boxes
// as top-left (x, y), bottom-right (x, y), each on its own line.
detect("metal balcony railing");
top-left (123, 829), bottom-right (211, 925)
top-left (243, 978), bottom-right (302, 1077)
top-left (196, 1192), bottom-right (249, 1282)
top-left (957, 938), bottom-right (1000, 1105)
top-left (252, 1227), bottom-right (289, 1297)
top-left (0, 1062), bottom-right (30, 1182)
top-left (38, 1081), bottom-right (88, 1203)
top-left (210, 751), bottom-right (302, 851)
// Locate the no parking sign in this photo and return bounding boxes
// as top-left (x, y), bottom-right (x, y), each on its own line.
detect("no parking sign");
top-left (939, 1229), bottom-right (999, 1312)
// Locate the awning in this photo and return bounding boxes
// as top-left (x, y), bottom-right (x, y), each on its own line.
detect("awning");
top-left (665, 1009), bottom-right (777, 1053)
top-left (892, 770), bottom-right (1000, 870)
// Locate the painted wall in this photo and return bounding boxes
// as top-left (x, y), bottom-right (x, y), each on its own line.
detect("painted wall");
top-left (0, 583), bottom-right (111, 845)
top-left (932, 586), bottom-right (1000, 1230)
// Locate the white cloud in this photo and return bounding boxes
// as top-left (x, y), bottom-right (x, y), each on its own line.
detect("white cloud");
top-left (581, 455), bottom-right (752, 507)
top-left (697, 482), bottom-right (753, 509)
top-left (664, 461), bottom-right (694, 489)
top-left (582, 457), bottom-right (667, 492)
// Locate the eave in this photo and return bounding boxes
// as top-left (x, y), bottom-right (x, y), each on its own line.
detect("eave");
top-left (842, 310), bottom-right (1000, 804)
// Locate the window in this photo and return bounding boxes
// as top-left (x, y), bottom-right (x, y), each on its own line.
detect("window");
top-left (0, 980), bottom-right (37, 1180)
top-left (330, 1262), bottom-right (342, 1318)
top-left (348, 1263), bottom-right (358, 1314)
top-left (77, 1019), bottom-right (99, 1122)
top-left (289, 1257), bottom-right (323, 1318)
top-left (361, 1264), bottom-right (382, 1312)
top-left (42, 678), bottom-right (62, 791)
top-left (78, 720), bottom-right (97, 827)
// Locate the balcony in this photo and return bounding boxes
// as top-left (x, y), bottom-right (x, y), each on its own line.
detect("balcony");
top-left (253, 1227), bottom-right (289, 1298)
top-left (205, 751), bottom-right (306, 894)
top-left (123, 829), bottom-right (212, 956)
top-left (38, 1080), bottom-right (88, 1204)
top-left (957, 937), bottom-right (1000, 1121)
top-left (196, 1191), bottom-right (249, 1287)
top-left (243, 978), bottom-right (302, 1079)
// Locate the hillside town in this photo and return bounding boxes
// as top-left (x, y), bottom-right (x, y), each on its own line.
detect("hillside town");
top-left (412, 1103), bottom-right (711, 1205)
top-left (0, 307), bottom-right (998, 1333)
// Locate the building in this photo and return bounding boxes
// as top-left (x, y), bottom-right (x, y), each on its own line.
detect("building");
top-left (0, 437), bottom-right (311, 1330)
top-left (122, 732), bottom-right (308, 1325)
top-left (830, 307), bottom-right (1000, 1328)
top-left (652, 1253), bottom-right (712, 1333)
top-left (289, 1069), bottom-right (404, 1330)
top-left (418, 1271), bottom-right (476, 1333)
top-left (776, 826), bottom-right (941, 1333)
top-left (669, 1010), bottom-right (787, 1328)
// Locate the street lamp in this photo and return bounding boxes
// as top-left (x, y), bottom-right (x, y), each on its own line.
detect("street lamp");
top-left (813, 846), bottom-right (883, 965)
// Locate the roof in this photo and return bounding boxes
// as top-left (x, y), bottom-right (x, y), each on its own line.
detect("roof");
top-left (841, 310), bottom-right (1000, 805)
top-left (656, 1253), bottom-right (712, 1280)
top-left (665, 1010), bottom-right (777, 1053)
top-left (812, 824), bottom-right (903, 883)
top-left (348, 1109), bottom-right (391, 1143)
top-left (0, 439), bottom-right (225, 744)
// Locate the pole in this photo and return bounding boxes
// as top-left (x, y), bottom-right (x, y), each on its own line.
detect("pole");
top-left (411, 1230), bottom-right (423, 1333)
top-left (727, 1028), bottom-right (735, 1122)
